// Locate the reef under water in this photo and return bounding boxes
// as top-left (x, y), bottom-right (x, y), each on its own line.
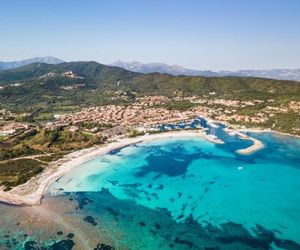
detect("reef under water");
top-left (1, 129), bottom-right (300, 249)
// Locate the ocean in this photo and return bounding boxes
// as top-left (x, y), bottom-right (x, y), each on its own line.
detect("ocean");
top-left (1, 126), bottom-right (300, 249)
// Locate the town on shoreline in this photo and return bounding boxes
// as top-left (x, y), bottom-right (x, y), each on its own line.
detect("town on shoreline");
top-left (0, 94), bottom-right (299, 206)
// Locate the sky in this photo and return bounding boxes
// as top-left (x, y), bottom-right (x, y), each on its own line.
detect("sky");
top-left (1, 0), bottom-right (300, 70)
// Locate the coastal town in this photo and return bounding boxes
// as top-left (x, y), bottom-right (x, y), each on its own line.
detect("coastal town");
top-left (2, 1), bottom-right (300, 249)
top-left (1, 95), bottom-right (300, 140)
top-left (0, 93), bottom-right (300, 206)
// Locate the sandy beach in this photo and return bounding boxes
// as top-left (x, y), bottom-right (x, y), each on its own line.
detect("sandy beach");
top-left (235, 132), bottom-right (265, 155)
top-left (0, 127), bottom-right (269, 206)
top-left (0, 130), bottom-right (206, 206)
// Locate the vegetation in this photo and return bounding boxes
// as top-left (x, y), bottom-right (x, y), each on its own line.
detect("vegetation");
top-left (0, 159), bottom-right (44, 191)
top-left (165, 100), bottom-right (197, 111)
top-left (0, 126), bottom-right (107, 190)
top-left (24, 127), bottom-right (105, 152)
top-left (0, 61), bottom-right (300, 189)
top-left (126, 129), bottom-right (145, 138)
top-left (1, 62), bottom-right (300, 115)
top-left (36, 153), bottom-right (66, 162)
top-left (0, 144), bottom-right (42, 161)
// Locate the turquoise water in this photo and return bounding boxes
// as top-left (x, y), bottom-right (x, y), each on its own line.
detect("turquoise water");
top-left (47, 132), bottom-right (300, 249)
top-left (1, 128), bottom-right (300, 249)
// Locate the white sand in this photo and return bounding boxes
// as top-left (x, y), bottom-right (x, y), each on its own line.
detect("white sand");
top-left (235, 132), bottom-right (265, 155)
top-left (0, 130), bottom-right (205, 206)
top-left (0, 128), bottom-right (268, 206)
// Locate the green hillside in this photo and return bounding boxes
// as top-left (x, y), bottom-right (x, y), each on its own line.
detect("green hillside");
top-left (0, 61), bottom-right (299, 115)
top-left (125, 73), bottom-right (300, 102)
top-left (0, 61), bottom-right (139, 83)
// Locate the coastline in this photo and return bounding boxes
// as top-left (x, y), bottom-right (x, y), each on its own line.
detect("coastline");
top-left (237, 127), bottom-right (300, 139)
top-left (235, 132), bottom-right (265, 155)
top-left (0, 130), bottom-right (206, 206)
top-left (0, 125), bottom-right (289, 206)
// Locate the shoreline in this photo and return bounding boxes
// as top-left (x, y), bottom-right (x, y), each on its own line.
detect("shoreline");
top-left (0, 125), bottom-right (294, 206)
top-left (237, 127), bottom-right (300, 139)
top-left (0, 130), bottom-right (206, 206)
top-left (235, 132), bottom-right (265, 155)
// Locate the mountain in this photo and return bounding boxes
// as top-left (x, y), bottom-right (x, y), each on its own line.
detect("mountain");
top-left (220, 69), bottom-right (300, 81)
top-left (111, 61), bottom-right (219, 77)
top-left (2, 58), bottom-right (299, 80)
top-left (1, 61), bottom-right (300, 114)
top-left (111, 61), bottom-right (300, 81)
top-left (0, 61), bottom-right (141, 112)
top-left (0, 61), bottom-right (139, 82)
top-left (0, 56), bottom-right (64, 71)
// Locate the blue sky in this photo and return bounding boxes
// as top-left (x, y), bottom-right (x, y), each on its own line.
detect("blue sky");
top-left (1, 0), bottom-right (300, 70)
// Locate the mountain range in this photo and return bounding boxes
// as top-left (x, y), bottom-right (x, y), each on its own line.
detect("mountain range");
top-left (111, 61), bottom-right (300, 81)
top-left (0, 57), bottom-right (299, 81)
top-left (0, 56), bottom-right (64, 71)
top-left (110, 61), bottom-right (218, 77)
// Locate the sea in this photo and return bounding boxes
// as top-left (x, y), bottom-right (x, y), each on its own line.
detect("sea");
top-left (1, 119), bottom-right (300, 250)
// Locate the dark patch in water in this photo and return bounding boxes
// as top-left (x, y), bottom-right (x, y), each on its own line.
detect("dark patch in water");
top-left (151, 192), bottom-right (159, 199)
top-left (149, 229), bottom-right (157, 235)
top-left (119, 182), bottom-right (142, 188)
top-left (177, 214), bottom-right (185, 220)
top-left (57, 231), bottom-right (63, 236)
top-left (135, 142), bottom-right (241, 178)
top-left (49, 239), bottom-right (75, 250)
top-left (83, 216), bottom-right (97, 226)
top-left (24, 241), bottom-right (38, 250)
top-left (105, 207), bottom-right (119, 219)
top-left (139, 221), bottom-right (146, 227)
top-left (274, 239), bottom-right (300, 250)
top-left (174, 236), bottom-right (194, 248)
top-left (94, 243), bottom-right (115, 250)
top-left (24, 239), bottom-right (75, 250)
top-left (108, 180), bottom-right (119, 186)
top-left (135, 145), bottom-right (204, 177)
top-left (123, 188), bottom-right (140, 199)
top-left (75, 195), bottom-right (93, 209)
top-left (67, 233), bottom-right (75, 239)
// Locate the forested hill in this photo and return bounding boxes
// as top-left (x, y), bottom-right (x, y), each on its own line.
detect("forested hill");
top-left (0, 61), bottom-right (139, 83)
top-left (122, 73), bottom-right (300, 101)
top-left (0, 61), bottom-right (300, 113)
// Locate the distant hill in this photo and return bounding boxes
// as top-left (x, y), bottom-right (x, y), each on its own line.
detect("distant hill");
top-left (0, 61), bottom-right (139, 82)
top-left (220, 69), bottom-right (300, 81)
top-left (111, 61), bottom-right (300, 81)
top-left (0, 61), bottom-right (300, 114)
top-left (2, 58), bottom-right (299, 80)
top-left (0, 61), bottom-right (141, 112)
top-left (0, 56), bottom-right (64, 71)
top-left (111, 61), bottom-right (219, 77)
